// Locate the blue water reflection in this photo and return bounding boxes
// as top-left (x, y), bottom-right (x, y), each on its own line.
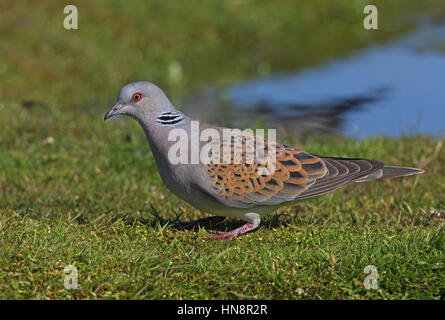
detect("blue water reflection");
top-left (228, 24), bottom-right (445, 138)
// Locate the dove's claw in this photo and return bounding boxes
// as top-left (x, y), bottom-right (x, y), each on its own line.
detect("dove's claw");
top-left (207, 230), bottom-right (226, 235)
top-left (206, 222), bottom-right (259, 241)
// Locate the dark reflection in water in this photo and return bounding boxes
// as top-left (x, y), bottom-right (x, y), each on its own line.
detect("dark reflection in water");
top-left (184, 23), bottom-right (445, 138)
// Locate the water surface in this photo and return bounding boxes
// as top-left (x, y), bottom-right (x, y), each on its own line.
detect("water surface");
top-left (186, 24), bottom-right (445, 138)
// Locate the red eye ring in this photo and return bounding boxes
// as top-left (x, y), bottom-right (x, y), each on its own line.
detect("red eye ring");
top-left (132, 93), bottom-right (142, 102)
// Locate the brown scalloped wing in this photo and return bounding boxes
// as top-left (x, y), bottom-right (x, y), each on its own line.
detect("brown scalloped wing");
top-left (293, 157), bottom-right (384, 200)
top-left (205, 135), bottom-right (328, 207)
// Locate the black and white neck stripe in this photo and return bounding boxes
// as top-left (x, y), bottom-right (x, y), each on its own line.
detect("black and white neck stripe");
top-left (156, 111), bottom-right (184, 126)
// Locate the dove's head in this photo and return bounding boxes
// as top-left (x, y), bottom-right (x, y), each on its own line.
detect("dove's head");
top-left (104, 81), bottom-right (174, 121)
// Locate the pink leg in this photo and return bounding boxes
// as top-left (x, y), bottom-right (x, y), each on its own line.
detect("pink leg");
top-left (207, 221), bottom-right (259, 241)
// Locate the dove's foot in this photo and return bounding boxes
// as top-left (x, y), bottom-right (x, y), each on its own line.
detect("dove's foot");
top-left (184, 216), bottom-right (225, 229)
top-left (207, 221), bottom-right (259, 241)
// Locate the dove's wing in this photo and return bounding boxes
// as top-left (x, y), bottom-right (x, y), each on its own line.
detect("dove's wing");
top-left (293, 156), bottom-right (384, 200)
top-left (203, 132), bottom-right (387, 208)
top-left (204, 133), bottom-right (328, 208)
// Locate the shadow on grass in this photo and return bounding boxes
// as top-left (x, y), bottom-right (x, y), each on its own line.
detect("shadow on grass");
top-left (117, 204), bottom-right (294, 234)
top-left (10, 202), bottom-right (296, 235)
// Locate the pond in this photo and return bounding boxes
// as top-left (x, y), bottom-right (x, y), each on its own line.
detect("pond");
top-left (185, 23), bottom-right (445, 138)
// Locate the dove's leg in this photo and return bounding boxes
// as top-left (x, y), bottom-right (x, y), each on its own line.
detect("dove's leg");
top-left (207, 213), bottom-right (261, 241)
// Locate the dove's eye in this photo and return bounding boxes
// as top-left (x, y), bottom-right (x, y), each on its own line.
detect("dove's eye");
top-left (132, 93), bottom-right (142, 103)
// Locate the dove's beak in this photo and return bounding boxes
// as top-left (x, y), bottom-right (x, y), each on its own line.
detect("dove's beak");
top-left (104, 103), bottom-right (125, 120)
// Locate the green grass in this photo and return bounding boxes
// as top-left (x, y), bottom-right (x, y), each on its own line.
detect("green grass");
top-left (1, 1), bottom-right (445, 299)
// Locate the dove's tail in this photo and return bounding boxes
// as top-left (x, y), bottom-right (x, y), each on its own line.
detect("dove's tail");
top-left (355, 166), bottom-right (424, 182)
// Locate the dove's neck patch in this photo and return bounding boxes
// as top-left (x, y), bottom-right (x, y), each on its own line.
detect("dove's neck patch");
top-left (156, 111), bottom-right (184, 126)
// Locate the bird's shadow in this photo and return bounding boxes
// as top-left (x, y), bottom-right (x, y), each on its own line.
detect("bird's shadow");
top-left (117, 205), bottom-right (293, 234)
